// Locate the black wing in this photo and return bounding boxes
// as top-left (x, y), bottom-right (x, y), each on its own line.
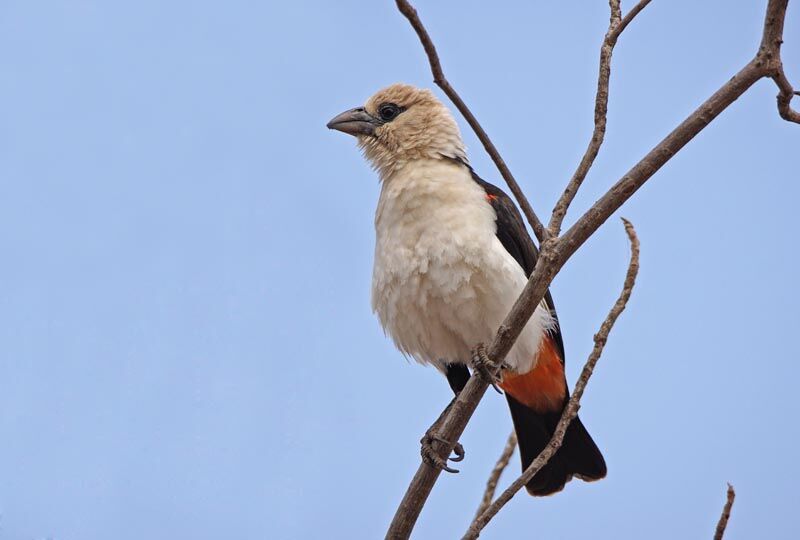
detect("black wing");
top-left (469, 170), bottom-right (566, 362)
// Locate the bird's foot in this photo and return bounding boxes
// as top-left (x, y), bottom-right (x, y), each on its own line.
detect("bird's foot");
top-left (470, 343), bottom-right (510, 393)
top-left (420, 430), bottom-right (465, 474)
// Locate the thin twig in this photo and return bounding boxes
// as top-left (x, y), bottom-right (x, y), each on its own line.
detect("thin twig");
top-left (463, 219), bottom-right (640, 540)
top-left (473, 432), bottom-right (517, 520)
top-left (713, 483), bottom-right (736, 540)
top-left (548, 0), bottom-right (652, 236)
top-left (386, 2), bottom-right (794, 538)
top-left (395, 0), bottom-right (549, 243)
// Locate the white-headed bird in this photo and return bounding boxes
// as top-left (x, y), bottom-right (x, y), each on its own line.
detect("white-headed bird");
top-left (327, 83), bottom-right (606, 495)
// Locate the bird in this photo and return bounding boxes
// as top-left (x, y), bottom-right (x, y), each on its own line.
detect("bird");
top-left (327, 83), bottom-right (606, 496)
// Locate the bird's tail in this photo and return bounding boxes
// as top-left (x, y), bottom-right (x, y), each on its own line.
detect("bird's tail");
top-left (505, 394), bottom-right (606, 496)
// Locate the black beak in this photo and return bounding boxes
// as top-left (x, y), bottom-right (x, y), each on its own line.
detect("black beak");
top-left (326, 107), bottom-right (380, 137)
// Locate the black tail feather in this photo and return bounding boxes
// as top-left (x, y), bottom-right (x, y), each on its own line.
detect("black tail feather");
top-left (505, 394), bottom-right (606, 496)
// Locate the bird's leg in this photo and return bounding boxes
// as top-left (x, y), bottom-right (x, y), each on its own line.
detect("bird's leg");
top-left (420, 398), bottom-right (465, 473)
top-left (470, 343), bottom-right (510, 393)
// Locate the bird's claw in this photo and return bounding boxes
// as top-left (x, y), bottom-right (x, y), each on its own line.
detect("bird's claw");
top-left (420, 431), bottom-right (465, 473)
top-left (470, 343), bottom-right (509, 392)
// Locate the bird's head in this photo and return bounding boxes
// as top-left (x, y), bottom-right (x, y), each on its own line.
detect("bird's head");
top-left (327, 83), bottom-right (467, 179)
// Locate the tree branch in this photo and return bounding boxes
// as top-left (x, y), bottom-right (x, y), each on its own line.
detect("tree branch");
top-left (395, 0), bottom-right (549, 243)
top-left (772, 70), bottom-right (800, 123)
top-left (473, 431), bottom-right (517, 521)
top-left (386, 2), bottom-right (795, 538)
top-left (463, 219), bottom-right (640, 540)
top-left (609, 0), bottom-right (622, 26)
top-left (757, 0), bottom-right (800, 124)
top-left (549, 0), bottom-right (652, 236)
top-left (713, 483), bottom-right (736, 540)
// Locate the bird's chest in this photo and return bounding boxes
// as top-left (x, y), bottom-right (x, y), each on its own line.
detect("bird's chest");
top-left (370, 163), bottom-right (505, 363)
top-left (372, 167), bottom-right (495, 299)
top-left (372, 215), bottom-right (489, 309)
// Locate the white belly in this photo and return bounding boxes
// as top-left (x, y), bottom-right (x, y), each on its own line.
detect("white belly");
top-left (370, 160), bottom-right (553, 374)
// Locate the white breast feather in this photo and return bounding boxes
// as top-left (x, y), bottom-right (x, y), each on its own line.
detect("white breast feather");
top-left (371, 159), bottom-right (554, 374)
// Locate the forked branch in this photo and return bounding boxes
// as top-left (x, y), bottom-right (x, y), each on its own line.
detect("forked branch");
top-left (463, 219), bottom-right (640, 540)
top-left (386, 1), bottom-right (795, 538)
top-left (548, 0), bottom-right (652, 236)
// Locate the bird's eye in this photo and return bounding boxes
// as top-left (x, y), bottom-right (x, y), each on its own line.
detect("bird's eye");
top-left (378, 103), bottom-right (402, 122)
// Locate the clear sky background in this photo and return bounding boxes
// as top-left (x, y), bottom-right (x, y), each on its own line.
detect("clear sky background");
top-left (1, 1), bottom-right (798, 539)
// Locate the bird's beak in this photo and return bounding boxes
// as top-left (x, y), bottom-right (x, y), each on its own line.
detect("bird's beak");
top-left (326, 107), bottom-right (380, 137)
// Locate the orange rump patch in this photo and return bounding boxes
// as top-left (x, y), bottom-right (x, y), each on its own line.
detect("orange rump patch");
top-left (499, 335), bottom-right (566, 412)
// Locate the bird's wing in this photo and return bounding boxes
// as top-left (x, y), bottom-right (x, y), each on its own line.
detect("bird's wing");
top-left (469, 170), bottom-right (566, 362)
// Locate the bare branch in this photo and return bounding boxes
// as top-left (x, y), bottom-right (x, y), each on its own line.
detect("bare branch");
top-left (772, 69), bottom-right (800, 123)
top-left (548, 0), bottom-right (651, 236)
top-left (713, 484), bottom-right (736, 540)
top-left (394, 0), bottom-right (549, 243)
top-left (386, 2), bottom-right (794, 538)
top-left (473, 432), bottom-right (517, 521)
top-left (755, 0), bottom-right (800, 124)
top-left (609, 0), bottom-right (622, 26)
top-left (463, 219), bottom-right (640, 540)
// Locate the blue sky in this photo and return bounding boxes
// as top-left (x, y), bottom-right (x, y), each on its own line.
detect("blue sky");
top-left (0, 1), bottom-right (798, 538)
